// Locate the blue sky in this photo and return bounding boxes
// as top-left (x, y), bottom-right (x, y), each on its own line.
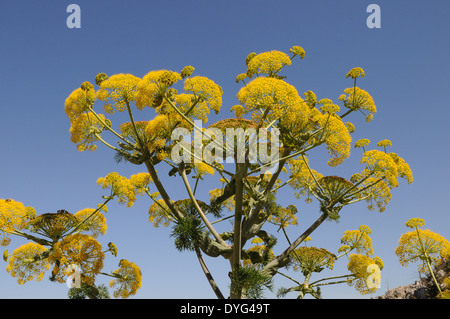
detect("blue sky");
top-left (0, 0), bottom-right (449, 299)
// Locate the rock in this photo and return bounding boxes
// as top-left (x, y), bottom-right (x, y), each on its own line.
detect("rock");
top-left (377, 258), bottom-right (450, 299)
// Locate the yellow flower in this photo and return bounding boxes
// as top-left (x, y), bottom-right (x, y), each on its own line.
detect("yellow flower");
top-left (148, 199), bottom-right (173, 227)
top-left (346, 253), bottom-right (383, 295)
top-left (28, 211), bottom-right (78, 241)
top-left (96, 73), bottom-right (140, 114)
top-left (235, 73), bottom-right (247, 83)
top-left (230, 104), bottom-right (245, 119)
top-left (74, 208), bottom-right (107, 238)
top-left (184, 76), bottom-right (223, 114)
top-left (0, 199), bottom-right (36, 246)
top-left (97, 172), bottom-right (136, 207)
top-left (246, 50), bottom-right (292, 77)
top-left (289, 45), bottom-right (306, 59)
top-left (288, 157), bottom-right (323, 202)
top-left (338, 87), bottom-right (376, 120)
top-left (405, 217), bottom-right (425, 229)
top-left (303, 90), bottom-right (317, 107)
top-left (388, 152), bottom-right (413, 184)
top-left (291, 247), bottom-right (336, 274)
top-left (64, 86), bottom-right (96, 123)
top-left (267, 205), bottom-right (298, 229)
top-left (360, 149), bottom-right (400, 188)
top-left (313, 113), bottom-right (352, 166)
top-left (396, 227), bottom-right (450, 274)
top-left (340, 226), bottom-right (374, 256)
top-left (135, 70), bottom-right (178, 109)
top-left (355, 139), bottom-right (370, 152)
top-left (194, 162), bottom-right (215, 176)
top-left (95, 73), bottom-right (108, 86)
top-left (119, 120), bottom-right (150, 148)
top-left (181, 66), bottom-right (195, 79)
top-left (69, 112), bottom-right (106, 152)
top-left (6, 243), bottom-right (50, 284)
top-left (49, 234), bottom-right (105, 286)
top-left (377, 139), bottom-right (392, 148)
top-left (109, 259), bottom-right (142, 298)
top-left (345, 122), bottom-right (355, 133)
top-left (129, 172), bottom-right (153, 196)
top-left (317, 176), bottom-right (354, 203)
top-left (346, 67), bottom-right (365, 79)
top-left (237, 77), bottom-right (304, 125)
top-left (318, 98), bottom-right (340, 114)
top-left (359, 176), bottom-right (392, 212)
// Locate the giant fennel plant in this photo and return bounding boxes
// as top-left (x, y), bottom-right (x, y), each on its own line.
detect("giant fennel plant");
top-left (1, 45), bottom-right (415, 299)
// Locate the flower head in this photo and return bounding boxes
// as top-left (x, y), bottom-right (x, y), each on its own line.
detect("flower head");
top-left (109, 259), bottom-right (142, 298)
top-left (246, 50), bottom-right (291, 78)
top-left (346, 254), bottom-right (383, 294)
top-left (97, 172), bottom-right (136, 207)
top-left (69, 112), bottom-right (106, 151)
top-left (0, 199), bottom-right (36, 246)
top-left (289, 45), bottom-right (306, 59)
top-left (291, 247), bottom-right (336, 275)
top-left (6, 243), bottom-right (50, 284)
top-left (96, 73), bottom-right (140, 114)
top-left (181, 66), bottom-right (195, 79)
top-left (405, 217), bottom-right (425, 229)
top-left (74, 208), bottom-right (107, 238)
top-left (338, 87), bottom-right (376, 121)
top-left (346, 67), bottom-right (365, 79)
top-left (340, 226), bottom-right (374, 256)
top-left (396, 227), bottom-right (450, 273)
top-left (49, 234), bottom-right (105, 285)
top-left (65, 86), bottom-right (96, 123)
top-left (184, 76), bottom-right (223, 114)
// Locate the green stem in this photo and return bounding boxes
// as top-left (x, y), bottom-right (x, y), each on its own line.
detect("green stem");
top-left (68, 197), bottom-right (112, 236)
top-left (180, 168), bottom-right (229, 248)
top-left (87, 107), bottom-right (134, 148)
top-left (415, 227), bottom-right (442, 294)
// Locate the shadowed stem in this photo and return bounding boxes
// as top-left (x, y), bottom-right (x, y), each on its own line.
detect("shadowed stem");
top-left (195, 247), bottom-right (225, 299)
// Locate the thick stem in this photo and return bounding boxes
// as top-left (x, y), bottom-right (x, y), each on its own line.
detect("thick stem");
top-left (144, 160), bottom-right (183, 220)
top-left (195, 247), bottom-right (225, 299)
top-left (262, 212), bottom-right (328, 277)
top-left (180, 168), bottom-right (229, 248)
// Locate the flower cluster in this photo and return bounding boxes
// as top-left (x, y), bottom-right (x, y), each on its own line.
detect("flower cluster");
top-left (6, 243), bottom-right (50, 284)
top-left (48, 233), bottom-right (105, 286)
top-left (346, 254), bottom-right (383, 294)
top-left (135, 70), bottom-right (181, 109)
top-left (96, 73), bottom-right (141, 113)
top-left (64, 85), bottom-right (96, 123)
top-left (288, 158), bottom-right (323, 203)
top-left (396, 218), bottom-right (450, 274)
top-left (237, 77), bottom-right (304, 125)
top-left (74, 208), bottom-right (107, 238)
top-left (313, 113), bottom-right (352, 166)
top-left (346, 67), bottom-right (365, 79)
top-left (291, 246), bottom-right (336, 275)
top-left (109, 259), bottom-right (142, 298)
top-left (69, 112), bottom-right (106, 151)
top-left (339, 225), bottom-right (374, 256)
top-left (338, 87), bottom-right (376, 122)
top-left (246, 50), bottom-right (292, 78)
top-left (0, 199), bottom-right (36, 246)
top-left (96, 172), bottom-right (137, 207)
top-left (184, 76), bottom-right (223, 114)
top-left (148, 198), bottom-right (173, 228)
